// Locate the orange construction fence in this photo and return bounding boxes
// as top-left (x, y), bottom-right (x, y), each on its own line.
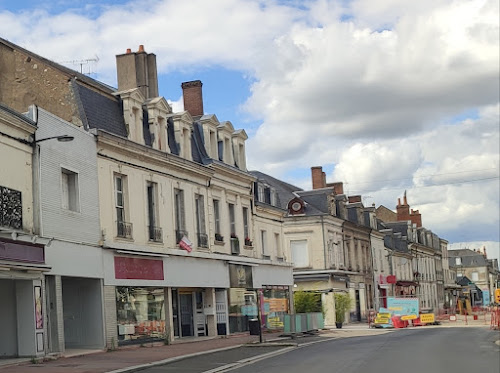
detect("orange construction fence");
top-left (490, 306), bottom-right (500, 330)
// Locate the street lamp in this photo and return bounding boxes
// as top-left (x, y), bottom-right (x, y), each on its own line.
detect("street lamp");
top-left (34, 135), bottom-right (74, 144)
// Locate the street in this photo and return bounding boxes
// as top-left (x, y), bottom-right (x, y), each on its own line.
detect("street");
top-left (136, 327), bottom-right (500, 373)
top-left (232, 327), bottom-right (500, 373)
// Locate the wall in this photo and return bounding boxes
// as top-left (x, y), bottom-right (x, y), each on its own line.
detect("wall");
top-left (35, 108), bottom-right (101, 244)
top-left (0, 42), bottom-right (82, 127)
top-left (0, 108), bottom-right (35, 233)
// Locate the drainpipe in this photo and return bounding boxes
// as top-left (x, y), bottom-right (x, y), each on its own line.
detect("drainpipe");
top-left (320, 215), bottom-right (327, 269)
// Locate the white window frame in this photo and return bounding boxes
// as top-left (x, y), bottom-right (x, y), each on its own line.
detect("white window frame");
top-left (61, 168), bottom-right (80, 212)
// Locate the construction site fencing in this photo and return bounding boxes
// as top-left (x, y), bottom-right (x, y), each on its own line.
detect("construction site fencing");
top-left (490, 306), bottom-right (500, 330)
top-left (283, 312), bottom-right (324, 334)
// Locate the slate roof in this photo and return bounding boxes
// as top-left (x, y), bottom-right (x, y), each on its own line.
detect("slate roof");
top-left (75, 83), bottom-right (127, 137)
top-left (448, 249), bottom-right (489, 267)
top-left (249, 170), bottom-right (302, 210)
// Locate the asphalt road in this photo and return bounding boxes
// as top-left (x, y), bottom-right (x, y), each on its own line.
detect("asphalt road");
top-left (233, 327), bottom-right (500, 373)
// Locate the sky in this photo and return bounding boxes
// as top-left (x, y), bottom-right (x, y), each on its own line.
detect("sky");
top-left (0, 0), bottom-right (499, 262)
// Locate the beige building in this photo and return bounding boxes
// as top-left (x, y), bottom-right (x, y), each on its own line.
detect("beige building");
top-left (0, 103), bottom-right (48, 357)
top-left (0, 39), bottom-right (293, 349)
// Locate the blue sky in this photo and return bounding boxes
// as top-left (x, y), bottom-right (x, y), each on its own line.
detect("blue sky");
top-left (1, 0), bottom-right (499, 257)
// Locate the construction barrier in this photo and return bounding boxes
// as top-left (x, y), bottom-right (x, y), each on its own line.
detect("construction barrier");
top-left (490, 306), bottom-right (500, 330)
top-left (283, 312), bottom-right (324, 334)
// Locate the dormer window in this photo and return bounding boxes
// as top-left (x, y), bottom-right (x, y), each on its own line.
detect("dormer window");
top-left (288, 197), bottom-right (305, 215)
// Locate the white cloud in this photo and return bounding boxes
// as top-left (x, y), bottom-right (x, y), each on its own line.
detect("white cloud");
top-left (1, 0), bottom-right (498, 244)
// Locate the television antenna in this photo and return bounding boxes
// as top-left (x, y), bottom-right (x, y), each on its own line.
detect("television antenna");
top-left (59, 55), bottom-right (99, 75)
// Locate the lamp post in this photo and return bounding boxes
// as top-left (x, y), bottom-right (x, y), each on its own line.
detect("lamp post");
top-left (34, 135), bottom-right (74, 144)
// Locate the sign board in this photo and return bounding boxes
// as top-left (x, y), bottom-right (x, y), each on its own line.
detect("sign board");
top-left (420, 313), bottom-right (435, 323)
top-left (373, 309), bottom-right (393, 327)
top-left (114, 256), bottom-right (164, 280)
top-left (387, 297), bottom-right (419, 318)
top-left (267, 316), bottom-right (284, 328)
top-left (229, 264), bottom-right (253, 288)
top-left (401, 315), bottom-right (418, 321)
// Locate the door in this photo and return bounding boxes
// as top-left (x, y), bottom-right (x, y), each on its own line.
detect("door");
top-left (194, 292), bottom-right (206, 336)
top-left (180, 293), bottom-right (194, 337)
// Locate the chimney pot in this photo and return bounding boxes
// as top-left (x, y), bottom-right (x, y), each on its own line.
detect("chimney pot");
top-left (138, 45), bottom-right (145, 52)
top-left (126, 48), bottom-right (132, 54)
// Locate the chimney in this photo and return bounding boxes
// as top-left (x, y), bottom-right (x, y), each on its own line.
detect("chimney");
top-left (311, 166), bottom-right (325, 189)
top-left (348, 195), bottom-right (362, 203)
top-left (331, 182), bottom-right (344, 195)
top-left (181, 80), bottom-right (204, 117)
top-left (116, 45), bottom-right (159, 99)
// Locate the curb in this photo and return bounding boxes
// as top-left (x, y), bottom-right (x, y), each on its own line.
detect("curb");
top-left (107, 344), bottom-right (244, 373)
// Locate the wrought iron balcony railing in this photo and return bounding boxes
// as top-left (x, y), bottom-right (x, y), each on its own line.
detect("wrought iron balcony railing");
top-left (148, 226), bottom-right (163, 243)
top-left (117, 220), bottom-right (133, 239)
top-left (175, 229), bottom-right (188, 244)
top-left (197, 232), bottom-right (208, 248)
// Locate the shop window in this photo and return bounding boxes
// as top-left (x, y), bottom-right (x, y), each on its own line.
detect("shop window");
top-left (115, 287), bottom-right (165, 344)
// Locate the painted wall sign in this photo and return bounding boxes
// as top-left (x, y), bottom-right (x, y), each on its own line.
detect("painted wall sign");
top-left (114, 256), bottom-right (164, 280)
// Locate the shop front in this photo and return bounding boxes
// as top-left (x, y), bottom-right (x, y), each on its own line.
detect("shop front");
top-left (0, 238), bottom-right (48, 357)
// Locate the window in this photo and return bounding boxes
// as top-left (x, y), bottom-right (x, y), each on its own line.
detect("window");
top-left (455, 257), bottom-right (462, 265)
top-left (471, 272), bottom-right (479, 282)
top-left (147, 182), bottom-right (161, 242)
top-left (243, 207), bottom-right (249, 239)
top-left (61, 168), bottom-right (79, 212)
top-left (228, 203), bottom-right (235, 236)
top-left (261, 230), bottom-right (268, 257)
top-left (290, 240), bottom-right (309, 268)
top-left (195, 194), bottom-right (207, 248)
top-left (174, 188), bottom-right (186, 243)
top-left (115, 174), bottom-right (132, 238)
top-left (275, 233), bottom-right (281, 258)
top-left (214, 199), bottom-right (221, 235)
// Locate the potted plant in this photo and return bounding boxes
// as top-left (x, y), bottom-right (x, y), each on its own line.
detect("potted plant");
top-left (215, 233), bottom-right (224, 242)
top-left (334, 293), bottom-right (352, 329)
top-left (244, 237), bottom-right (253, 246)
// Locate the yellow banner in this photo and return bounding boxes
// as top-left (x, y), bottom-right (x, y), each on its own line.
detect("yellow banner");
top-left (401, 315), bottom-right (418, 321)
top-left (420, 313), bottom-right (435, 323)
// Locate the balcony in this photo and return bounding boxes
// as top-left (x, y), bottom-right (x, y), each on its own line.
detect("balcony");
top-left (176, 229), bottom-right (188, 244)
top-left (230, 237), bottom-right (240, 255)
top-left (148, 226), bottom-right (163, 243)
top-left (197, 232), bottom-right (208, 248)
top-left (117, 220), bottom-right (133, 239)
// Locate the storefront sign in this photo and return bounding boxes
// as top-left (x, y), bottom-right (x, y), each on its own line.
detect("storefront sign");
top-left (387, 297), bottom-right (419, 318)
top-left (229, 264), bottom-right (253, 288)
top-left (114, 257), bottom-right (164, 280)
top-left (420, 313), bottom-right (435, 323)
top-left (0, 239), bottom-right (44, 264)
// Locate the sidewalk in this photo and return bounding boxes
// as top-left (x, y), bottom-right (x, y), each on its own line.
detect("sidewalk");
top-left (0, 325), bottom-right (393, 373)
top-left (0, 332), bottom-right (286, 373)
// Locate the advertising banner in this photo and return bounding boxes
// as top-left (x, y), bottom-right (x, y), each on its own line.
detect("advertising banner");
top-left (387, 297), bottom-right (419, 318)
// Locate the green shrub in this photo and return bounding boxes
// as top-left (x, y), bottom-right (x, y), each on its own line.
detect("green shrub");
top-left (294, 291), bottom-right (322, 313)
top-left (334, 293), bottom-right (352, 323)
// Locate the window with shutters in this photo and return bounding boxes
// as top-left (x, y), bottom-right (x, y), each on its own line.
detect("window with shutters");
top-left (174, 188), bottom-right (186, 243)
top-left (195, 194), bottom-right (207, 248)
top-left (147, 182), bottom-right (161, 242)
top-left (243, 207), bottom-right (249, 239)
top-left (115, 174), bottom-right (132, 238)
top-left (61, 168), bottom-right (79, 212)
top-left (290, 240), bottom-right (309, 268)
top-left (228, 203), bottom-right (235, 236)
top-left (214, 199), bottom-right (221, 237)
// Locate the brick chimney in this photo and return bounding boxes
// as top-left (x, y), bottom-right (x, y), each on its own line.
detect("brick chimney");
top-left (181, 80), bottom-right (204, 117)
top-left (396, 191), bottom-right (422, 227)
top-left (330, 182), bottom-right (344, 195)
top-left (348, 195), bottom-right (362, 203)
top-left (116, 45), bottom-right (158, 99)
top-left (311, 166), bottom-right (326, 189)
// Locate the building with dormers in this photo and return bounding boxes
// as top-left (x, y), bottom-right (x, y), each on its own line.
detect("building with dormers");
top-left (0, 39), bottom-right (293, 352)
